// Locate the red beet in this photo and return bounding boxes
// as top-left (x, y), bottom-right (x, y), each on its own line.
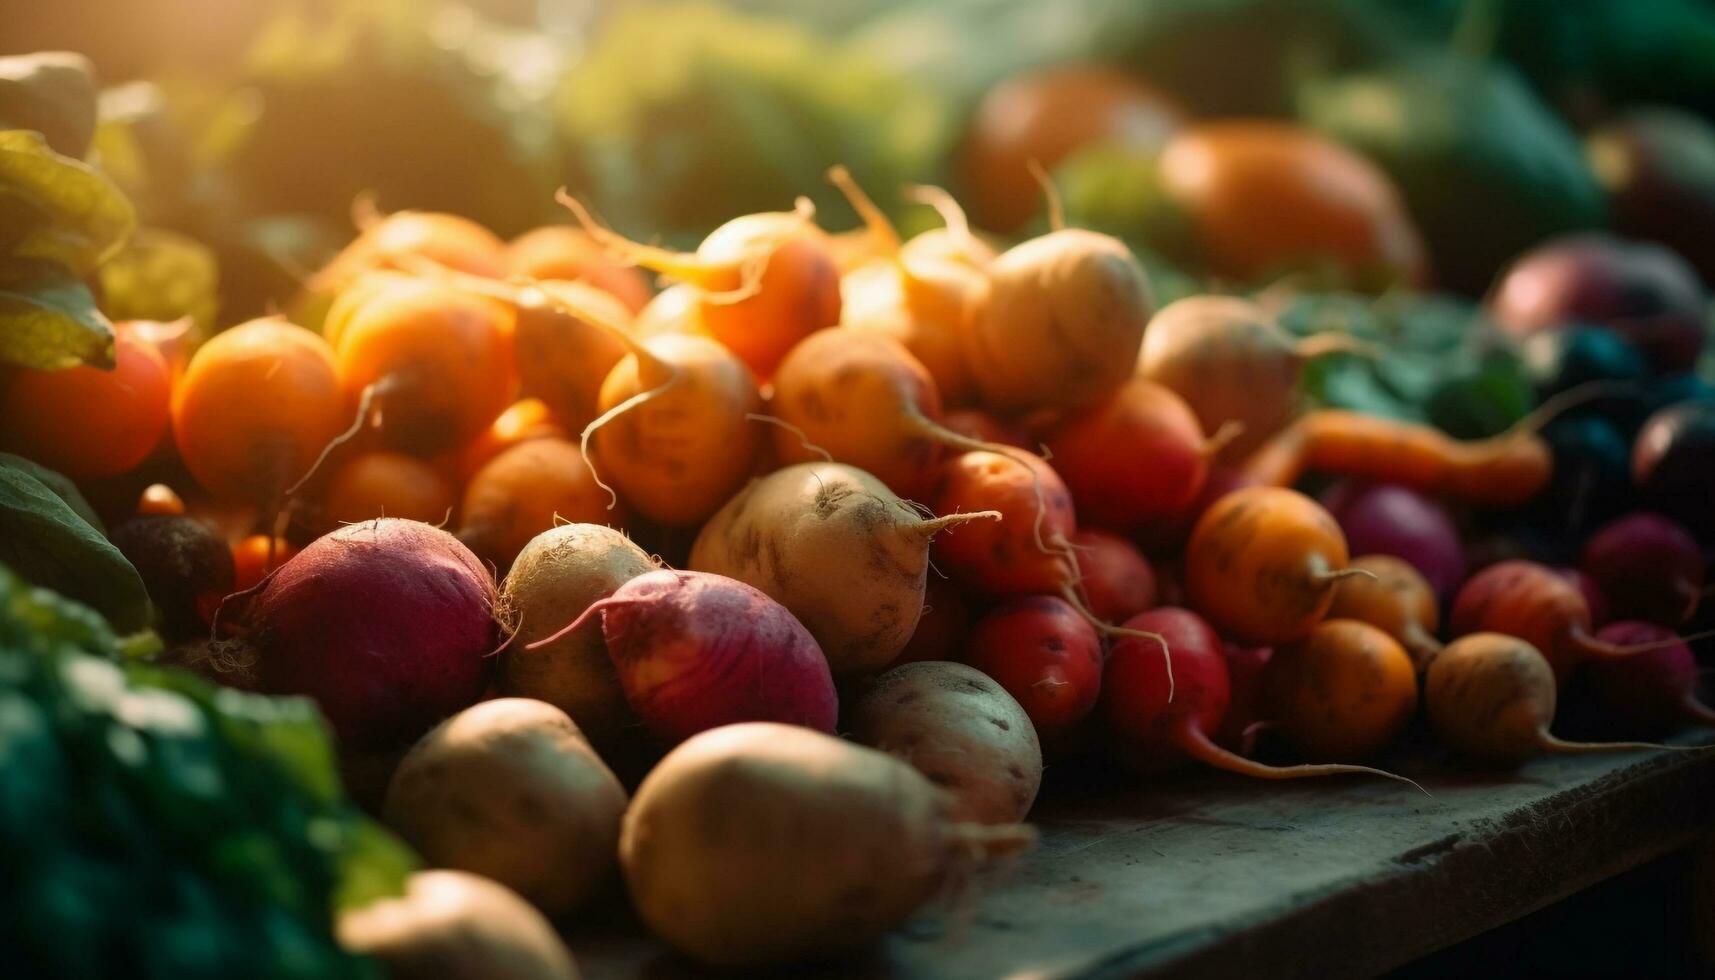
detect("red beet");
top-left (534, 569), bottom-right (837, 746)
top-left (1322, 481), bottom-right (1467, 598)
top-left (1556, 567), bottom-right (1611, 628)
top-left (246, 519), bottom-right (496, 749)
top-left (1583, 621), bottom-right (1715, 735)
top-left (965, 595), bottom-right (1103, 745)
top-left (1581, 512), bottom-right (1705, 625)
top-left (1043, 378), bottom-right (1213, 532)
top-left (1450, 559), bottom-right (1643, 685)
top-left (1070, 528), bottom-right (1157, 624)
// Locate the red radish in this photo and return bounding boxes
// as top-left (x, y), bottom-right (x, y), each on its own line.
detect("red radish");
top-left (1069, 529), bottom-right (1157, 624)
top-left (929, 450), bottom-right (1079, 598)
top-left (1214, 642), bottom-right (1274, 754)
top-left (238, 518), bottom-right (496, 749)
top-left (893, 577), bottom-right (971, 666)
top-left (964, 595), bottom-right (1103, 745)
top-left (1426, 632), bottom-right (1672, 765)
top-left (1581, 512), bottom-right (1705, 626)
top-left (1321, 481), bottom-right (1467, 599)
top-left (527, 570), bottom-right (837, 746)
top-left (1099, 607), bottom-right (1412, 783)
top-left (1043, 377), bottom-right (1231, 531)
top-left (1451, 559), bottom-right (1667, 685)
top-left (1583, 621), bottom-right (1715, 734)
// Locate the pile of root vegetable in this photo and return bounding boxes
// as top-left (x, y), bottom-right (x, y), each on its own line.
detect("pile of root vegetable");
top-left (6, 49), bottom-right (1715, 980)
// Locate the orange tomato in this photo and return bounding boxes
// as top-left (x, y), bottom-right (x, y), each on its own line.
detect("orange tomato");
top-left (0, 322), bottom-right (172, 478)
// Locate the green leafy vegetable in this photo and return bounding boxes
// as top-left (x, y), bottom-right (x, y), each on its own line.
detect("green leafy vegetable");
top-left (0, 257), bottom-right (115, 370)
top-left (0, 453), bottom-right (104, 532)
top-left (0, 129), bottom-right (136, 276)
top-left (0, 454), bottom-right (148, 632)
top-left (0, 564), bottom-right (413, 979)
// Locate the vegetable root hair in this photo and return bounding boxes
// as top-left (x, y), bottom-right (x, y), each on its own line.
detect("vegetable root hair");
top-left (1059, 582), bottom-right (1177, 702)
top-left (1024, 158), bottom-right (1065, 232)
top-left (579, 365), bottom-right (684, 511)
top-left (1174, 719), bottom-right (1428, 793)
top-left (1573, 625), bottom-right (1715, 661)
top-left (904, 184), bottom-right (978, 253)
top-left (1534, 730), bottom-right (1699, 755)
top-left (745, 413), bottom-right (832, 462)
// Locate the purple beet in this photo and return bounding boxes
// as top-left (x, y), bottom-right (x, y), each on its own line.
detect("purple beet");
top-left (1583, 620), bottom-right (1715, 735)
top-left (1321, 481), bottom-right (1466, 598)
top-left (1634, 401), bottom-right (1715, 541)
top-left (1556, 567), bottom-right (1611, 629)
top-left (1582, 512), bottom-right (1706, 626)
top-left (1490, 233), bottom-right (1708, 373)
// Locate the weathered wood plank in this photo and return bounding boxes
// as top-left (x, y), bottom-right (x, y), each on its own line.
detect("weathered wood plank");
top-left (572, 735), bottom-right (1715, 980)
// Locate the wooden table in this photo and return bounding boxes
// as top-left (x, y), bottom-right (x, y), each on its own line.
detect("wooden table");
top-left (572, 734), bottom-right (1715, 979)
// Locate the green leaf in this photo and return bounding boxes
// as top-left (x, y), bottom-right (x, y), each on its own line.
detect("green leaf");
top-left (0, 455), bottom-right (149, 632)
top-left (99, 227), bottom-right (219, 336)
top-left (0, 257), bottom-right (115, 369)
top-left (0, 452), bottom-right (104, 532)
top-left (0, 129), bottom-right (136, 276)
top-left (0, 52), bottom-right (98, 160)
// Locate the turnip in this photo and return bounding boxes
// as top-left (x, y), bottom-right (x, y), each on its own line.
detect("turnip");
top-left (1321, 481), bottom-right (1467, 599)
top-left (850, 661), bottom-right (1043, 824)
top-left (499, 524), bottom-right (655, 751)
top-left (1068, 528), bottom-right (1157, 624)
top-left (528, 570), bottom-right (837, 745)
top-left (337, 870), bottom-right (580, 980)
top-left (1425, 633), bottom-right (1668, 765)
top-left (690, 462), bottom-right (996, 676)
top-left (619, 722), bottom-right (1035, 967)
top-left (385, 698), bottom-right (628, 918)
top-left (236, 518), bottom-right (497, 750)
top-left (1581, 512), bottom-right (1706, 626)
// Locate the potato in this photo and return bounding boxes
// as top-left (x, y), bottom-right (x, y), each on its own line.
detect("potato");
top-left (338, 870), bottom-right (580, 980)
top-left (384, 699), bottom-right (627, 917)
top-left (850, 661), bottom-right (1043, 823)
top-left (499, 524), bottom-right (656, 750)
top-left (621, 722), bottom-right (1035, 967)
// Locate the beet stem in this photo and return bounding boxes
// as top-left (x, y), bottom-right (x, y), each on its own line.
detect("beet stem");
top-left (1061, 582), bottom-right (1175, 702)
top-left (523, 596), bottom-right (630, 651)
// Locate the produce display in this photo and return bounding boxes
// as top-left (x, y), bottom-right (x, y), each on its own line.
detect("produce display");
top-left (3, 0), bottom-right (1715, 974)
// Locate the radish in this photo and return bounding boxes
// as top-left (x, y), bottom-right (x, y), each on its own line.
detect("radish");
top-left (1581, 512), bottom-right (1706, 626)
top-left (964, 595), bottom-right (1104, 746)
top-left (527, 570), bottom-right (837, 746)
top-left (1100, 607), bottom-right (1413, 784)
top-left (237, 518), bottom-right (497, 750)
top-left (1068, 528), bottom-right (1157, 624)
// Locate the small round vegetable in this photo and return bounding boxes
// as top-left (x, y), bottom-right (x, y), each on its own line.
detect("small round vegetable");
top-left (334, 278), bottom-right (516, 454)
top-left (587, 333), bottom-right (763, 528)
top-left (1425, 633), bottom-right (1665, 765)
top-left (1156, 121), bottom-right (1427, 289)
top-left (302, 209), bottom-right (508, 326)
top-left (529, 570), bottom-right (837, 745)
top-left (1583, 621), bottom-right (1715, 735)
top-left (323, 451), bottom-right (454, 527)
top-left (109, 515), bottom-right (235, 641)
top-left (1633, 401), bottom-right (1715, 539)
top-left (1581, 512), bottom-right (1705, 625)
top-left (959, 66), bottom-right (1182, 233)
top-left (1321, 481), bottom-right (1467, 599)
top-left (459, 438), bottom-right (615, 571)
top-left (1450, 559), bottom-right (1652, 685)
top-left (1138, 295), bottom-right (1369, 461)
top-left (964, 595), bottom-right (1104, 745)
top-left (231, 534), bottom-right (297, 593)
top-left (850, 661), bottom-right (1043, 824)
top-left (385, 698), bottom-right (628, 917)
top-left (499, 524), bottom-right (656, 751)
top-left (1101, 607), bottom-right (1411, 783)
top-left (0, 322), bottom-right (171, 479)
top-left (172, 318), bottom-right (349, 504)
top-left (1325, 555), bottom-right (1443, 669)
top-left (1490, 234), bottom-right (1707, 373)
top-left (1069, 528), bottom-right (1157, 624)
top-left (690, 462), bottom-right (996, 676)
top-left (620, 722), bottom-right (1034, 967)
top-left (929, 450), bottom-right (1078, 598)
top-left (1185, 486), bottom-right (1360, 646)
top-left (508, 281), bottom-right (635, 432)
top-left (337, 870), bottom-right (580, 980)
top-left (459, 398), bottom-right (567, 482)
top-left (1265, 619), bottom-right (1418, 762)
top-left (962, 225), bottom-right (1153, 414)
top-left (507, 225), bottom-right (652, 313)
top-left (240, 518), bottom-right (496, 749)
top-left (1046, 377), bottom-right (1235, 534)
top-left (560, 194), bottom-right (840, 379)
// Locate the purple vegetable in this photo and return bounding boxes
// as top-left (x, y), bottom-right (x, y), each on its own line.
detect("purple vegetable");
top-left (1321, 481), bottom-right (1466, 598)
top-left (1582, 512), bottom-right (1705, 626)
top-left (1555, 567), bottom-right (1611, 628)
top-left (1583, 621), bottom-right (1715, 735)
